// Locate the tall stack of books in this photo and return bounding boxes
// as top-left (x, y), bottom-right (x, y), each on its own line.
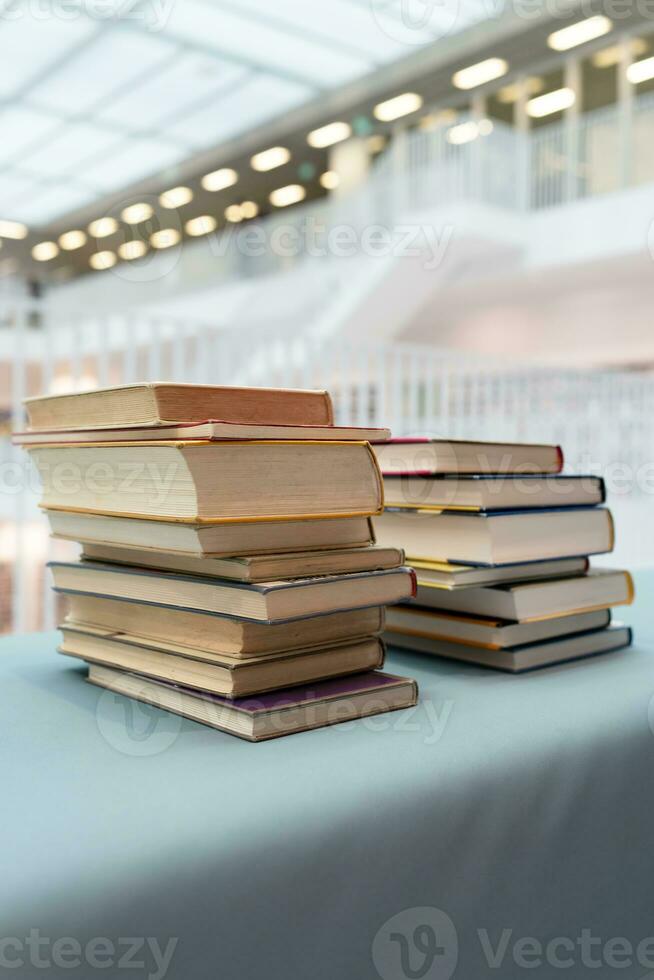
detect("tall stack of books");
top-left (17, 384), bottom-right (418, 740)
top-left (371, 438), bottom-right (634, 672)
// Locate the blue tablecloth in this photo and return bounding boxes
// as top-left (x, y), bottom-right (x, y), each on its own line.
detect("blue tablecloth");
top-left (0, 574), bottom-right (652, 980)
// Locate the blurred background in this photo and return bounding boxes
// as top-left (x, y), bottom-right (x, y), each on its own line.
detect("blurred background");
top-left (2, 0), bottom-right (654, 632)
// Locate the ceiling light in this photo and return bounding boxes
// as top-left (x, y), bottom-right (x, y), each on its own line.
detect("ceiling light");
top-left (240, 201), bottom-right (259, 219)
top-left (446, 121), bottom-right (480, 145)
top-left (159, 186), bottom-right (193, 209)
top-left (374, 93), bottom-right (423, 121)
top-left (202, 167), bottom-right (238, 192)
top-left (225, 205), bottom-right (243, 223)
top-left (88, 217), bottom-right (118, 238)
top-left (150, 228), bottom-right (181, 249)
top-left (452, 58), bottom-right (508, 90)
top-left (269, 184), bottom-right (306, 208)
top-left (526, 87), bottom-right (575, 117)
top-left (548, 15), bottom-right (612, 51)
top-left (121, 202), bottom-right (153, 224)
top-left (89, 250), bottom-right (116, 270)
top-left (307, 122), bottom-right (351, 148)
top-left (0, 219), bottom-right (28, 240)
top-left (320, 171), bottom-right (340, 190)
top-left (627, 56), bottom-right (654, 84)
top-left (251, 146), bottom-right (291, 172)
top-left (593, 38), bottom-right (647, 68)
top-left (31, 241), bottom-right (59, 262)
top-left (184, 214), bottom-right (218, 238)
top-left (118, 240), bottom-right (147, 261)
top-left (185, 215), bottom-right (217, 237)
top-left (58, 230), bottom-right (87, 251)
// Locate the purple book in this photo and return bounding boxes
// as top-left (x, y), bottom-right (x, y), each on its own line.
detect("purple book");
top-left (87, 668), bottom-right (419, 741)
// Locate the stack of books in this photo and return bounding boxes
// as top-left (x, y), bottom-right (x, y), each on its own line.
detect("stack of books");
top-left (372, 438), bottom-right (634, 672)
top-left (17, 383), bottom-right (418, 740)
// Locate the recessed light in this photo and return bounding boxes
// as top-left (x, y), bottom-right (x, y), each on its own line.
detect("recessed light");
top-left (159, 186), bottom-right (193, 209)
top-left (89, 250), bottom-right (116, 270)
top-left (627, 56), bottom-right (654, 84)
top-left (269, 184), bottom-right (306, 208)
top-left (185, 215), bottom-right (217, 237)
top-left (122, 202), bottom-right (153, 224)
top-left (88, 217), bottom-right (118, 238)
top-left (526, 87), bottom-right (575, 117)
top-left (150, 228), bottom-right (181, 249)
top-left (225, 205), bottom-right (243, 223)
top-left (202, 168), bottom-right (238, 192)
top-left (548, 15), bottom-right (612, 51)
top-left (373, 93), bottom-right (423, 121)
top-left (0, 219), bottom-right (28, 240)
top-left (240, 201), bottom-right (259, 219)
top-left (32, 241), bottom-right (59, 262)
top-left (452, 58), bottom-right (508, 90)
top-left (58, 230), bottom-right (87, 251)
top-left (118, 240), bottom-right (147, 261)
top-left (251, 146), bottom-right (291, 172)
top-left (307, 122), bottom-right (351, 148)
top-left (320, 171), bottom-right (340, 190)
top-left (593, 38), bottom-right (647, 68)
top-left (446, 121), bottom-right (480, 145)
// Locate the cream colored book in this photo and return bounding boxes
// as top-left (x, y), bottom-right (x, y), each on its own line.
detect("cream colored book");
top-left (60, 625), bottom-right (385, 698)
top-left (29, 440), bottom-right (383, 523)
top-left (87, 665), bottom-right (419, 741)
top-left (51, 560), bottom-right (416, 623)
top-left (64, 594), bottom-right (386, 658)
top-left (80, 543), bottom-right (404, 582)
top-left (47, 510), bottom-right (376, 557)
top-left (25, 383), bottom-right (333, 430)
top-left (386, 605), bottom-right (610, 649)
top-left (410, 557), bottom-right (588, 589)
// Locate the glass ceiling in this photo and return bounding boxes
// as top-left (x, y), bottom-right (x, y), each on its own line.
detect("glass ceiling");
top-left (0, 0), bottom-right (490, 227)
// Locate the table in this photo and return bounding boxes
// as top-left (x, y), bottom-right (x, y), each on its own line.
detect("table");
top-left (1, 574), bottom-right (652, 980)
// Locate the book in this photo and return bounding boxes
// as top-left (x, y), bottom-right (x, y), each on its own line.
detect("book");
top-left (80, 543), bottom-right (405, 581)
top-left (60, 625), bottom-right (385, 698)
top-left (64, 594), bottom-right (385, 657)
top-left (373, 507), bottom-right (614, 565)
top-left (15, 420), bottom-right (390, 445)
top-left (29, 440), bottom-right (383, 523)
top-left (383, 474), bottom-right (604, 511)
top-left (86, 665), bottom-right (419, 741)
top-left (373, 438), bottom-right (563, 475)
top-left (386, 605), bottom-right (610, 649)
top-left (47, 510), bottom-right (376, 556)
top-left (389, 625), bottom-right (632, 672)
top-left (413, 568), bottom-right (634, 622)
top-left (24, 383), bottom-right (333, 430)
top-left (410, 556), bottom-right (589, 590)
top-left (51, 561), bottom-right (416, 623)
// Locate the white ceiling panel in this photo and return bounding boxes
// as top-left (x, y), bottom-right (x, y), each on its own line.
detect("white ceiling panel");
top-left (97, 50), bottom-right (249, 129)
top-left (9, 183), bottom-right (95, 226)
top-left (28, 29), bottom-right (176, 114)
top-left (0, 106), bottom-right (61, 166)
top-left (0, 14), bottom-right (98, 98)
top-left (165, 0), bottom-right (371, 85)
top-left (0, 173), bottom-right (41, 210)
top-left (21, 123), bottom-right (122, 177)
top-left (83, 138), bottom-right (189, 192)
top-left (166, 74), bottom-right (311, 149)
